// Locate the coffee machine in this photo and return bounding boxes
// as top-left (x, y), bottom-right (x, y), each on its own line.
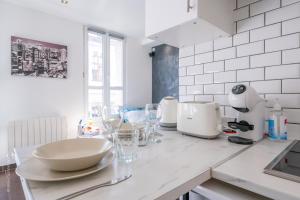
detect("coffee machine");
top-left (227, 84), bottom-right (265, 143)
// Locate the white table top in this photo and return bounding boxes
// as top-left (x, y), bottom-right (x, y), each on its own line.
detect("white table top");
top-left (212, 139), bottom-right (300, 200)
top-left (15, 131), bottom-right (249, 200)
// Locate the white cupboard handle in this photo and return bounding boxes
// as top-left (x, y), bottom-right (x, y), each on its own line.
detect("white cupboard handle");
top-left (187, 0), bottom-right (193, 12)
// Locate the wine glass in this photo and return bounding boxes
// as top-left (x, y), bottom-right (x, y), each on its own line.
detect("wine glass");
top-left (145, 104), bottom-right (161, 143)
top-left (155, 104), bottom-right (163, 137)
top-left (101, 105), bottom-right (122, 139)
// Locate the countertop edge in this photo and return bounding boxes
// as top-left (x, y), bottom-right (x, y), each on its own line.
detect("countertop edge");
top-left (156, 170), bottom-right (211, 200)
top-left (14, 149), bottom-right (34, 200)
top-left (212, 170), bottom-right (299, 200)
top-left (211, 139), bottom-right (300, 200)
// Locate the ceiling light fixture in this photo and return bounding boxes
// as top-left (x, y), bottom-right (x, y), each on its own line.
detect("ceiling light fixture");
top-left (61, 0), bottom-right (69, 4)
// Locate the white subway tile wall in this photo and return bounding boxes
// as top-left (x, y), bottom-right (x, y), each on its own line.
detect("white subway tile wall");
top-left (187, 65), bottom-right (203, 75)
top-left (214, 47), bottom-right (236, 61)
top-left (233, 31), bottom-right (250, 46)
top-left (179, 45), bottom-right (194, 58)
top-left (195, 41), bottom-right (213, 54)
top-left (250, 51), bottom-right (282, 68)
top-left (282, 0), bottom-right (300, 6)
top-left (250, 80), bottom-right (281, 93)
top-left (282, 79), bottom-right (300, 93)
top-left (179, 76), bottom-right (194, 86)
top-left (178, 0), bottom-right (300, 133)
top-left (237, 14), bottom-right (264, 33)
top-left (195, 52), bottom-right (213, 64)
top-left (250, 0), bottom-right (280, 16)
top-left (250, 23), bottom-right (281, 42)
top-left (283, 48), bottom-right (300, 64)
top-left (204, 84), bottom-right (225, 94)
top-left (237, 41), bottom-right (264, 57)
top-left (284, 109), bottom-right (300, 123)
top-left (187, 85), bottom-right (204, 95)
top-left (179, 86), bottom-right (186, 95)
top-left (179, 67), bottom-right (186, 76)
top-left (204, 61), bottom-right (225, 73)
top-left (225, 56), bottom-right (250, 70)
top-left (237, 68), bottom-right (264, 81)
top-left (214, 37), bottom-right (233, 50)
top-left (265, 33), bottom-right (300, 52)
top-left (238, 0), bottom-right (259, 8)
top-left (214, 71), bottom-right (236, 83)
top-left (265, 64), bottom-right (300, 79)
top-left (214, 95), bottom-right (230, 106)
top-left (265, 2), bottom-right (300, 25)
top-left (179, 56), bottom-right (194, 67)
top-left (234, 6), bottom-right (249, 21)
top-left (195, 74), bottom-right (213, 85)
top-left (282, 17), bottom-right (300, 34)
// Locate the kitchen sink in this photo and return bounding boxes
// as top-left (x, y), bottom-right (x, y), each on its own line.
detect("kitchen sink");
top-left (264, 140), bottom-right (300, 183)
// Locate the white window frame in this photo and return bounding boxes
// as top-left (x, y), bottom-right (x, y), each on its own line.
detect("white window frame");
top-left (83, 26), bottom-right (126, 116)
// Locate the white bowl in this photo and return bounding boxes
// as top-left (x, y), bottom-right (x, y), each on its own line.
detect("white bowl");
top-left (32, 138), bottom-right (112, 171)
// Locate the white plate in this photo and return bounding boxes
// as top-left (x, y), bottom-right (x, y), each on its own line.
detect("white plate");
top-left (16, 152), bottom-right (114, 182)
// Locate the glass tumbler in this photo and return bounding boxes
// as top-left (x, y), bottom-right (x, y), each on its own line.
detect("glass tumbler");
top-left (145, 103), bottom-right (161, 143)
top-left (113, 128), bottom-right (139, 163)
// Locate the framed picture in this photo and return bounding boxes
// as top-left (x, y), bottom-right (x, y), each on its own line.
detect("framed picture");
top-left (11, 36), bottom-right (68, 79)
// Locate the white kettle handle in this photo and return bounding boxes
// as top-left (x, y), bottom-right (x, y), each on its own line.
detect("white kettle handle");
top-left (215, 103), bottom-right (223, 132)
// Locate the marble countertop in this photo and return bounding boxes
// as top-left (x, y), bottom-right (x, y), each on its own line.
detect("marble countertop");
top-left (212, 139), bottom-right (300, 200)
top-left (15, 131), bottom-right (248, 200)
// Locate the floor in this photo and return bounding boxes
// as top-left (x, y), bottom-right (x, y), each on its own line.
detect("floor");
top-left (0, 169), bottom-right (25, 200)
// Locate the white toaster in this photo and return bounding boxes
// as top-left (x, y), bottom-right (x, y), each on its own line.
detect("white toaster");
top-left (177, 102), bottom-right (222, 138)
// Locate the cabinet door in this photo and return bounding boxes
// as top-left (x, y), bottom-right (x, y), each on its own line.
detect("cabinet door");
top-left (146, 0), bottom-right (198, 37)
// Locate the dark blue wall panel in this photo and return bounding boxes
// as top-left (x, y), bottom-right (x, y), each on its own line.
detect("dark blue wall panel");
top-left (152, 44), bottom-right (179, 103)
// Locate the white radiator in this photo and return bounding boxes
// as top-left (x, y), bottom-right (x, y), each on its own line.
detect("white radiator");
top-left (7, 117), bottom-right (68, 155)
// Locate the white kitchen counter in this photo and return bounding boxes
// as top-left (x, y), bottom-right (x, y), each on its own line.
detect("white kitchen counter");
top-left (15, 131), bottom-right (248, 200)
top-left (212, 139), bottom-right (300, 200)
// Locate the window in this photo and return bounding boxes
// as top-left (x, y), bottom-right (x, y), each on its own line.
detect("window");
top-left (86, 29), bottom-right (125, 117)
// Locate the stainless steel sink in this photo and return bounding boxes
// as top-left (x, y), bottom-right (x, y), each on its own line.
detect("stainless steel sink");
top-left (264, 140), bottom-right (300, 183)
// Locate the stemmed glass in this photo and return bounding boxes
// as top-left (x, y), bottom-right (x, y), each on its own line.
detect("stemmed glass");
top-left (101, 105), bottom-right (122, 140)
top-left (155, 104), bottom-right (163, 137)
top-left (145, 103), bottom-right (161, 143)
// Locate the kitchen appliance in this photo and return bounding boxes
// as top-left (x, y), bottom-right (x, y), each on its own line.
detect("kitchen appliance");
top-left (228, 84), bottom-right (265, 142)
top-left (159, 96), bottom-right (178, 128)
top-left (264, 140), bottom-right (300, 183)
top-left (177, 102), bottom-right (222, 138)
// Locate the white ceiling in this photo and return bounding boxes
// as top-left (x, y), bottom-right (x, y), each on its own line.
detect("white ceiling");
top-left (2, 0), bottom-right (145, 38)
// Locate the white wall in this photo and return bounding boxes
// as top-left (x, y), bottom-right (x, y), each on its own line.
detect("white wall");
top-left (0, 2), bottom-right (152, 164)
top-left (126, 37), bottom-right (152, 106)
top-left (0, 2), bottom-right (85, 162)
top-left (178, 0), bottom-right (300, 139)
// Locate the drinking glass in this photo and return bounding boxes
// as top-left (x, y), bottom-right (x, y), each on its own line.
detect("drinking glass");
top-left (145, 104), bottom-right (161, 143)
top-left (101, 105), bottom-right (122, 137)
top-left (113, 128), bottom-right (139, 163)
top-left (126, 110), bottom-right (150, 146)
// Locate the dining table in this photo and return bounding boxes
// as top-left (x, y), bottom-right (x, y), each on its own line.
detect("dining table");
top-left (15, 131), bottom-right (249, 200)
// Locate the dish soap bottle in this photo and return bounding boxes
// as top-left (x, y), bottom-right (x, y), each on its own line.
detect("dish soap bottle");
top-left (268, 99), bottom-right (287, 140)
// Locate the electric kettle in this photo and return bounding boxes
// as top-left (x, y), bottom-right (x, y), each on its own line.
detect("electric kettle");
top-left (159, 96), bottom-right (178, 128)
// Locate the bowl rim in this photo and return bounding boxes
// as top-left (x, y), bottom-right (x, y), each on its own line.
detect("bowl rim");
top-left (32, 138), bottom-right (112, 161)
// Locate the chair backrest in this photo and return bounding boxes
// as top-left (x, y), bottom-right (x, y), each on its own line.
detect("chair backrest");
top-left (7, 116), bottom-right (68, 155)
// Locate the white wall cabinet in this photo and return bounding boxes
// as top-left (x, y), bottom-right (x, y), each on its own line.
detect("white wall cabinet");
top-left (145, 0), bottom-right (235, 47)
